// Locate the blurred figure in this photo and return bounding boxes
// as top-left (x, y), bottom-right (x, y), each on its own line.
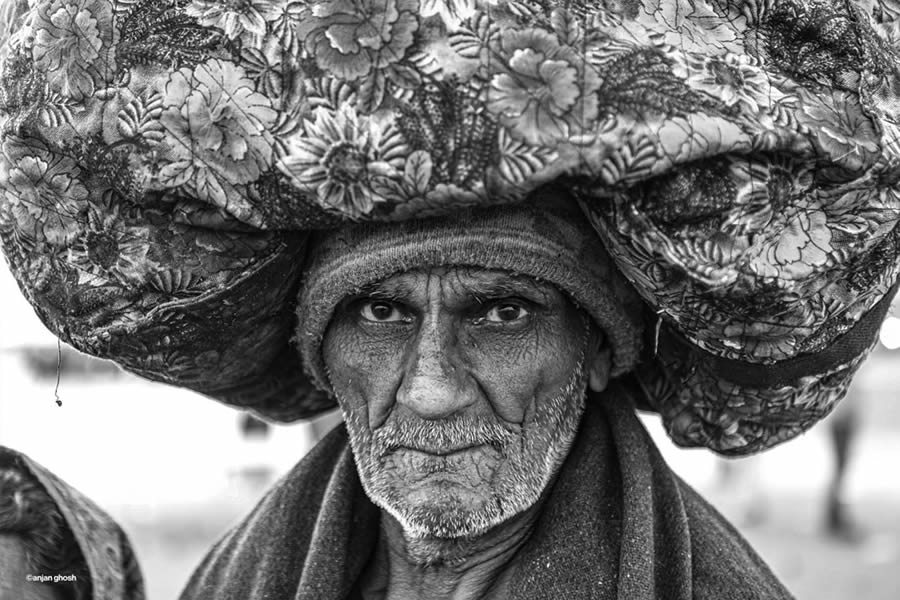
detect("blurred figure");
top-left (710, 389), bottom-right (866, 542)
top-left (19, 346), bottom-right (122, 382)
top-left (237, 414), bottom-right (270, 440)
top-left (825, 393), bottom-right (863, 542)
top-left (712, 455), bottom-right (769, 528)
top-left (0, 447), bottom-right (144, 600)
top-left (231, 414), bottom-right (276, 487)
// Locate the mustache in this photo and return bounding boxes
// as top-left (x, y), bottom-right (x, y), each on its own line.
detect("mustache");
top-left (372, 413), bottom-right (517, 455)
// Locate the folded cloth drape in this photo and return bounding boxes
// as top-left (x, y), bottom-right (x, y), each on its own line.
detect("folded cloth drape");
top-left (1, 0), bottom-right (900, 454)
top-left (0, 446), bottom-right (145, 600)
top-left (178, 387), bottom-right (794, 600)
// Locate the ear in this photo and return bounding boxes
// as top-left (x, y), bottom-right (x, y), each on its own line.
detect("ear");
top-left (586, 329), bottom-right (612, 393)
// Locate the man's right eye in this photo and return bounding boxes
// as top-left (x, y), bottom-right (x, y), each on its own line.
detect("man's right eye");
top-left (359, 301), bottom-right (408, 323)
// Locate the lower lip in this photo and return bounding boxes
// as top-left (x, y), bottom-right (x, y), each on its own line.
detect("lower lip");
top-left (391, 447), bottom-right (493, 487)
top-left (399, 444), bottom-right (487, 457)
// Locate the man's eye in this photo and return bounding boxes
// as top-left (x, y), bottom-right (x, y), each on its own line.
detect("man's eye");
top-left (360, 301), bottom-right (407, 322)
top-left (484, 303), bottom-right (529, 323)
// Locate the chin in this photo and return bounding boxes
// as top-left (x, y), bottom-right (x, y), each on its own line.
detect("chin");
top-left (343, 362), bottom-right (589, 541)
top-left (360, 442), bottom-right (561, 540)
top-left (396, 500), bottom-right (501, 539)
top-left (371, 479), bottom-right (512, 539)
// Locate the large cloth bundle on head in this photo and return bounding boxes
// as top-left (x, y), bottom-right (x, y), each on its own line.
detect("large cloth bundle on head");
top-left (1, 0), bottom-right (899, 455)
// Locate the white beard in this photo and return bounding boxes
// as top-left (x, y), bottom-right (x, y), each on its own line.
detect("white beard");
top-left (338, 358), bottom-right (588, 541)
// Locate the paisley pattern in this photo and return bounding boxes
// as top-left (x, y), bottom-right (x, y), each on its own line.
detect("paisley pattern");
top-left (1, 0), bottom-right (900, 454)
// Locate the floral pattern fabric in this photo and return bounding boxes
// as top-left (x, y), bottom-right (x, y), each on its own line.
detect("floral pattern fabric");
top-left (1, 0), bottom-right (900, 454)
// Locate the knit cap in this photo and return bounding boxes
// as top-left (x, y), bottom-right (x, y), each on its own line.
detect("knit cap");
top-left (297, 193), bottom-right (644, 393)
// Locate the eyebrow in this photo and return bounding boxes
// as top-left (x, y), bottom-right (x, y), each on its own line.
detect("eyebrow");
top-left (354, 279), bottom-right (418, 301)
top-left (353, 272), bottom-right (553, 304)
top-left (458, 276), bottom-right (551, 303)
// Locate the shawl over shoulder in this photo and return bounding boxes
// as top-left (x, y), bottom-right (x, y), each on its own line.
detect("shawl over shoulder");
top-left (0, 446), bottom-right (145, 600)
top-left (179, 388), bottom-right (793, 600)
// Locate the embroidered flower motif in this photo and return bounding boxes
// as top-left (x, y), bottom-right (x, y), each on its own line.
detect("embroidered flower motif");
top-left (269, 0), bottom-right (305, 55)
top-left (799, 93), bottom-right (881, 172)
top-left (159, 59), bottom-right (278, 205)
top-left (7, 154), bottom-right (88, 244)
top-left (605, 239), bottom-right (673, 305)
top-left (241, 39), bottom-right (286, 100)
top-left (185, 0), bottom-right (281, 45)
top-left (727, 156), bottom-right (814, 232)
top-left (8, 156), bottom-right (83, 214)
top-left (295, 0), bottom-right (418, 81)
top-left (772, 208), bottom-right (832, 269)
top-left (419, 0), bottom-right (477, 28)
top-left (647, 0), bottom-right (747, 54)
top-left (673, 53), bottom-right (776, 114)
top-left (32, 0), bottom-right (115, 99)
top-left (278, 106), bottom-right (407, 219)
top-left (488, 29), bottom-right (599, 144)
top-left (67, 207), bottom-right (151, 286)
top-left (748, 208), bottom-right (833, 279)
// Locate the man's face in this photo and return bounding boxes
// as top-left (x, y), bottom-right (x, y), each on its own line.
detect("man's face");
top-left (322, 267), bottom-right (605, 539)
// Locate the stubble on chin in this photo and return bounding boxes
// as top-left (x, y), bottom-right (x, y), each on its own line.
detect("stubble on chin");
top-left (338, 358), bottom-right (588, 543)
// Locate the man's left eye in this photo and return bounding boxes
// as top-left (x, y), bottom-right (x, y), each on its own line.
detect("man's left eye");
top-left (484, 303), bottom-right (530, 323)
top-left (360, 301), bottom-right (408, 322)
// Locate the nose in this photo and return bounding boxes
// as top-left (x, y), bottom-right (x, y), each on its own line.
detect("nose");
top-left (396, 315), bottom-right (474, 420)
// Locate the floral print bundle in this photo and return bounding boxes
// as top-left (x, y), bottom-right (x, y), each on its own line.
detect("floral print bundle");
top-left (1, 0), bottom-right (899, 454)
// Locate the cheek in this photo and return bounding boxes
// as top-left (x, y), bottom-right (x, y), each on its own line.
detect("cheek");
top-left (322, 320), bottom-right (410, 425)
top-left (462, 317), bottom-right (585, 423)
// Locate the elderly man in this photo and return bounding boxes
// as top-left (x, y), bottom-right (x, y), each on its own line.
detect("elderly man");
top-left (179, 198), bottom-right (794, 599)
top-left (2, 0), bottom-right (900, 597)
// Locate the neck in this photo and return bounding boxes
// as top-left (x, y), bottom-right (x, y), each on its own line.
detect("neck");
top-left (363, 503), bottom-right (543, 600)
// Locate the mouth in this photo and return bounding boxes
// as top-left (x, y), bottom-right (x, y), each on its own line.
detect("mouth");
top-left (394, 443), bottom-right (486, 457)
top-left (385, 444), bottom-right (499, 485)
top-left (383, 436), bottom-right (507, 456)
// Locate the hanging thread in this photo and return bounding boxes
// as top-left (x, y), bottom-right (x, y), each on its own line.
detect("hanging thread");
top-left (54, 337), bottom-right (62, 407)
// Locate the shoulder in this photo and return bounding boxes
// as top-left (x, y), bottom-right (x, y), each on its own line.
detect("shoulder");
top-left (178, 425), bottom-right (358, 600)
top-left (677, 479), bottom-right (796, 600)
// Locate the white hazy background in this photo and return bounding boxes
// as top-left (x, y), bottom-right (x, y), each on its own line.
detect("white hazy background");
top-left (1, 259), bottom-right (899, 599)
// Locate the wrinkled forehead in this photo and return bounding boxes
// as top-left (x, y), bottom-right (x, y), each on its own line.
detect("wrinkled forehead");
top-left (351, 267), bottom-right (566, 306)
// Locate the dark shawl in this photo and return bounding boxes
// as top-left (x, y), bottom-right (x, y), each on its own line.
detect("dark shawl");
top-left (179, 390), bottom-right (794, 600)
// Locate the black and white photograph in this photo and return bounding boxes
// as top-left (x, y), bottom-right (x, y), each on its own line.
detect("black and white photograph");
top-left (1, 0), bottom-right (900, 598)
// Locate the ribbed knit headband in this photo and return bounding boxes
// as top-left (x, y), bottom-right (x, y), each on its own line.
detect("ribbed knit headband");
top-left (297, 198), bottom-right (643, 393)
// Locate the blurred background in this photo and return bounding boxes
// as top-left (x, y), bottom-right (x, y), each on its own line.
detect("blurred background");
top-left (1, 259), bottom-right (899, 600)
